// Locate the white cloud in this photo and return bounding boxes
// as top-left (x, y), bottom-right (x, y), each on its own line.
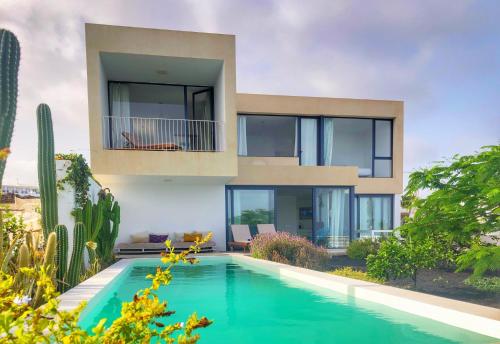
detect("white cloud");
top-left (0, 0), bottom-right (498, 186)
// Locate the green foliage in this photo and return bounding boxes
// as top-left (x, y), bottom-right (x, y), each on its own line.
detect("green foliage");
top-left (464, 276), bottom-right (500, 293)
top-left (329, 267), bottom-right (384, 283)
top-left (366, 234), bottom-right (453, 285)
top-left (32, 231), bottom-right (56, 308)
top-left (251, 232), bottom-right (331, 270)
top-left (96, 190), bottom-right (120, 265)
top-left (0, 29), bottom-right (20, 185)
top-left (456, 244), bottom-right (500, 277)
top-left (66, 222), bottom-right (85, 289)
top-left (403, 145), bottom-right (499, 245)
top-left (37, 103), bottom-right (58, 239)
top-left (347, 238), bottom-right (380, 260)
top-left (235, 209), bottom-right (273, 225)
top-left (402, 146), bottom-right (500, 277)
top-left (55, 153), bottom-right (92, 209)
top-left (0, 234), bottom-right (213, 342)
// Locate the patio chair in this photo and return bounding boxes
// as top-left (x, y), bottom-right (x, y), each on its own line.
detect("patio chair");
top-left (121, 131), bottom-right (182, 151)
top-left (228, 225), bottom-right (252, 252)
top-left (257, 224), bottom-right (277, 235)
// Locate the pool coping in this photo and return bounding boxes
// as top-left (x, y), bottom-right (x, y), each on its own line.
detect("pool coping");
top-left (59, 254), bottom-right (500, 339)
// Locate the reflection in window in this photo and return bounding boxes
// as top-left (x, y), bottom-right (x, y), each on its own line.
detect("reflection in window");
top-left (355, 196), bottom-right (393, 238)
top-left (232, 189), bottom-right (274, 235)
top-left (238, 115), bottom-right (297, 157)
top-left (323, 118), bottom-right (372, 177)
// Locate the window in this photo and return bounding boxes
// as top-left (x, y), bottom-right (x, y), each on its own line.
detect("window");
top-left (373, 120), bottom-right (392, 177)
top-left (323, 118), bottom-right (373, 177)
top-left (231, 189), bottom-right (275, 236)
top-left (355, 195), bottom-right (393, 238)
top-left (300, 118), bottom-right (318, 166)
top-left (314, 187), bottom-right (351, 248)
top-left (237, 115), bottom-right (297, 157)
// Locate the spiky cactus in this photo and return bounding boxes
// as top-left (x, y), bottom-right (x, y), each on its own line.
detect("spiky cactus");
top-left (66, 222), bottom-right (85, 288)
top-left (0, 29), bottom-right (21, 186)
top-left (37, 103), bottom-right (58, 239)
top-left (14, 244), bottom-right (30, 288)
top-left (96, 192), bottom-right (120, 265)
top-left (54, 224), bottom-right (68, 291)
top-left (33, 231), bottom-right (57, 307)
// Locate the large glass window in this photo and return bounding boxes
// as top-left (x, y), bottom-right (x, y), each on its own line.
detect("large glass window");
top-left (232, 189), bottom-right (275, 236)
top-left (355, 195), bottom-right (393, 238)
top-left (107, 82), bottom-right (214, 150)
top-left (237, 115), bottom-right (297, 157)
top-left (314, 187), bottom-right (351, 248)
top-left (323, 118), bottom-right (373, 177)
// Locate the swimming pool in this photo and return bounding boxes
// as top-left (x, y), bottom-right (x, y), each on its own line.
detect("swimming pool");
top-left (78, 256), bottom-right (497, 343)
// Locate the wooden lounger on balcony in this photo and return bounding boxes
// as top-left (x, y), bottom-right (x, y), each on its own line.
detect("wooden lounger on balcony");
top-left (121, 132), bottom-right (183, 151)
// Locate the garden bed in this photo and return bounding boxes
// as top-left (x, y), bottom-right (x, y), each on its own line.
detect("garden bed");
top-left (329, 258), bottom-right (500, 308)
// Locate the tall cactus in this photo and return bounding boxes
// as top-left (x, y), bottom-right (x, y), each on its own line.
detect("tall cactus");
top-left (54, 224), bottom-right (68, 291)
top-left (96, 192), bottom-right (120, 265)
top-left (0, 29), bottom-right (21, 186)
top-left (66, 222), bottom-right (85, 288)
top-left (37, 104), bottom-right (58, 239)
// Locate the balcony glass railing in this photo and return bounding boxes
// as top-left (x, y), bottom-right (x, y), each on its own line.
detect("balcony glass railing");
top-left (102, 116), bottom-right (224, 152)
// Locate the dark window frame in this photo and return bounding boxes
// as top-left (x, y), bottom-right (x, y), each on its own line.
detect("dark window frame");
top-left (354, 194), bottom-right (394, 238)
top-left (237, 114), bottom-right (394, 177)
top-left (225, 185), bottom-right (355, 249)
top-left (107, 80), bottom-right (215, 149)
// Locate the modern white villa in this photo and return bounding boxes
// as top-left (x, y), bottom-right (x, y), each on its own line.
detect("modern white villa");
top-left (85, 23), bottom-right (404, 252)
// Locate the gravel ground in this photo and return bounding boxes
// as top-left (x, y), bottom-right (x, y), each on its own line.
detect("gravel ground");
top-left (329, 257), bottom-right (500, 308)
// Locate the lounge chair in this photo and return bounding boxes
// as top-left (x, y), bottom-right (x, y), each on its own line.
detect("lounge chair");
top-left (257, 224), bottom-right (277, 235)
top-left (121, 131), bottom-right (183, 151)
top-left (228, 224), bottom-right (252, 252)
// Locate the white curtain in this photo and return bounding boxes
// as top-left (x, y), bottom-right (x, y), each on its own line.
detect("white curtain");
top-left (300, 118), bottom-right (317, 165)
top-left (323, 118), bottom-right (334, 165)
top-left (318, 188), bottom-right (348, 248)
top-left (110, 83), bottom-right (131, 148)
top-left (237, 116), bottom-right (247, 155)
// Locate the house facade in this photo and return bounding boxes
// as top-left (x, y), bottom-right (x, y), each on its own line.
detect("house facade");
top-left (85, 23), bottom-right (404, 251)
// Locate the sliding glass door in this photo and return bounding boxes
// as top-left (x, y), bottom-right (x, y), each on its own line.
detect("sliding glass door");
top-left (231, 189), bottom-right (275, 236)
top-left (226, 186), bottom-right (353, 249)
top-left (314, 187), bottom-right (351, 248)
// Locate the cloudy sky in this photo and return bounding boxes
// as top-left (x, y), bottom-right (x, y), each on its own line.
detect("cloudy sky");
top-left (1, 0), bottom-right (499, 186)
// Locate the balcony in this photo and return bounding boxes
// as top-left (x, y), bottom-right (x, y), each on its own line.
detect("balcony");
top-left (102, 116), bottom-right (224, 152)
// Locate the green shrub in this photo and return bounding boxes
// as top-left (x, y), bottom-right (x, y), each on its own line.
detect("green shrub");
top-left (347, 238), bottom-right (380, 260)
top-left (251, 232), bottom-right (331, 270)
top-left (329, 267), bottom-right (383, 283)
top-left (464, 276), bottom-right (500, 293)
top-left (366, 234), bottom-right (453, 285)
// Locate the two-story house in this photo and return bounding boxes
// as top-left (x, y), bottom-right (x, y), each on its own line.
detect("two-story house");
top-left (85, 24), bottom-right (403, 251)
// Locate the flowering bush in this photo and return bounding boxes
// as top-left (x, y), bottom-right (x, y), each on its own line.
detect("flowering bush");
top-left (0, 234), bottom-right (213, 343)
top-left (251, 232), bottom-right (330, 270)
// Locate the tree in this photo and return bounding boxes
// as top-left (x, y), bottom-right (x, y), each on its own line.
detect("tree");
top-left (401, 145), bottom-right (500, 276)
top-left (366, 234), bottom-right (453, 286)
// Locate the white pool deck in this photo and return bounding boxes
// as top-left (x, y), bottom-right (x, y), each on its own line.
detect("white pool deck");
top-left (59, 253), bottom-right (500, 339)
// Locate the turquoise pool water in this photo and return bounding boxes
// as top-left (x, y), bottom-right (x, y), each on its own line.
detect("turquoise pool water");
top-left (79, 257), bottom-right (496, 343)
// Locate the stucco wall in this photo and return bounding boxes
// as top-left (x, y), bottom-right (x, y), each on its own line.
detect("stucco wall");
top-left (103, 179), bottom-right (227, 251)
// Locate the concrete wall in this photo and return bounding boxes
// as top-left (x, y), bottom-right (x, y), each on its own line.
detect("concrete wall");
top-left (102, 178), bottom-right (226, 250)
top-left (86, 24), bottom-right (237, 179)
